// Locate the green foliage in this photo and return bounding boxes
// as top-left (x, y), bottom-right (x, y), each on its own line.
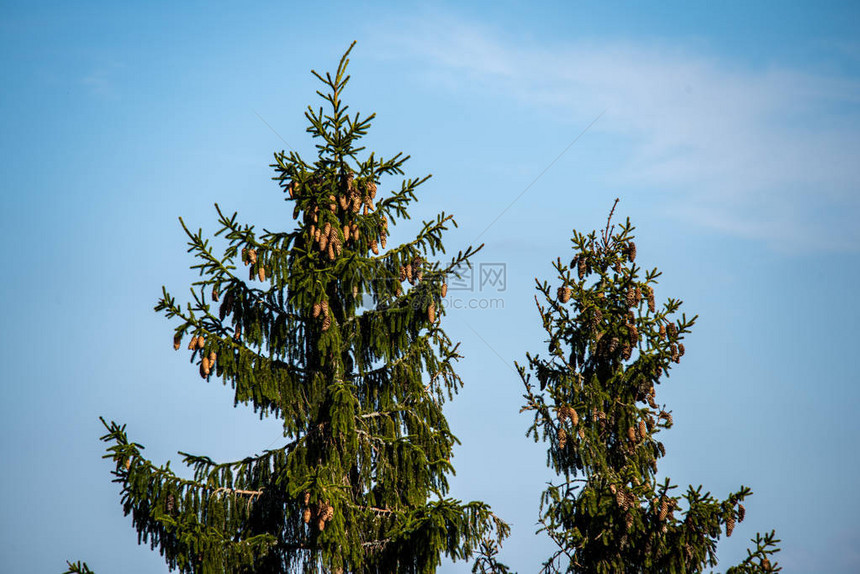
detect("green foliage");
top-left (518, 202), bottom-right (781, 573)
top-left (87, 43), bottom-right (507, 573)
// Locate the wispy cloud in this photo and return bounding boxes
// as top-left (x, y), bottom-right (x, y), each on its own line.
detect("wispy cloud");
top-left (373, 13), bottom-right (860, 252)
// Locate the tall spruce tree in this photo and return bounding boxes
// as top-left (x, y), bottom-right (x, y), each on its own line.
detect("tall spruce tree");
top-left (518, 202), bottom-right (781, 573)
top-left (68, 44), bottom-right (507, 574)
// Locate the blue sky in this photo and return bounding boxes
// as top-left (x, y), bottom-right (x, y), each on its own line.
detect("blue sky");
top-left (2, 1), bottom-right (859, 572)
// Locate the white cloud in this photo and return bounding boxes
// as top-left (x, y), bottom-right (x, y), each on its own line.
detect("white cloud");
top-left (372, 13), bottom-right (860, 252)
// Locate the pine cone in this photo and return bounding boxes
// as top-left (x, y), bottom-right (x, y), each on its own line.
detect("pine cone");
top-left (248, 249), bottom-right (257, 265)
top-left (628, 324), bottom-right (639, 345)
top-left (173, 333), bottom-right (182, 350)
top-left (738, 503), bottom-right (746, 523)
top-left (258, 266), bottom-right (266, 282)
top-left (659, 500), bottom-right (669, 521)
top-left (343, 223), bottom-right (351, 240)
top-left (317, 518), bottom-right (326, 531)
top-left (353, 226), bottom-right (359, 241)
top-left (626, 288), bottom-right (637, 307)
top-left (616, 489), bottom-right (626, 508)
top-left (639, 420), bottom-right (647, 439)
top-left (557, 427), bottom-right (567, 449)
top-left (667, 323), bottom-right (677, 338)
top-left (427, 302), bottom-right (436, 323)
top-left (678, 343), bottom-right (685, 357)
top-left (302, 508), bottom-right (311, 524)
top-left (626, 241), bottom-right (637, 262)
top-left (212, 287), bottom-right (219, 302)
top-left (381, 234), bottom-right (387, 249)
top-left (625, 512), bottom-right (634, 530)
top-left (578, 427), bottom-right (585, 439)
top-left (406, 263), bottom-right (413, 284)
top-left (327, 243), bottom-right (335, 261)
top-left (367, 180), bottom-right (377, 199)
top-left (627, 426), bottom-right (637, 443)
top-left (339, 195), bottom-right (349, 211)
top-left (197, 336), bottom-right (206, 350)
top-left (726, 514), bottom-right (736, 537)
top-left (313, 302), bottom-right (321, 318)
top-left (303, 492), bottom-right (311, 505)
top-left (558, 286), bottom-right (572, 303)
top-left (399, 266), bottom-right (407, 282)
top-left (319, 234), bottom-right (329, 251)
top-left (659, 324), bottom-right (666, 339)
top-left (166, 493), bottom-right (175, 514)
top-left (188, 336), bottom-right (197, 351)
top-left (321, 300), bottom-right (329, 317)
top-left (352, 196), bottom-right (361, 213)
top-left (208, 351), bottom-right (216, 365)
top-left (322, 315), bottom-right (331, 332)
top-left (578, 257), bottom-right (587, 279)
top-left (441, 282), bottom-right (448, 297)
top-left (370, 240), bottom-right (379, 255)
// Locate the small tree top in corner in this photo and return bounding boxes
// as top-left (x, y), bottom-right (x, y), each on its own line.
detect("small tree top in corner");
top-left (518, 201), bottom-right (781, 574)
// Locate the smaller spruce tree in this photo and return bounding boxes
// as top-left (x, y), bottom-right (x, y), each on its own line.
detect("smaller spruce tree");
top-left (518, 201), bottom-right (781, 573)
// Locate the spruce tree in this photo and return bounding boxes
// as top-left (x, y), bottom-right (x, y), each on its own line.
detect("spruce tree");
top-left (70, 44), bottom-right (507, 574)
top-left (518, 202), bottom-right (781, 573)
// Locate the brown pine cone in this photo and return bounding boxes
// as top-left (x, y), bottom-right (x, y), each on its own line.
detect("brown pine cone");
top-left (406, 263), bottom-right (413, 283)
top-left (616, 489), bottom-right (626, 508)
top-left (367, 180), bottom-right (377, 199)
top-left (659, 324), bottom-right (666, 339)
top-left (327, 243), bottom-right (335, 261)
top-left (197, 336), bottom-right (206, 350)
top-left (380, 234), bottom-right (387, 249)
top-left (303, 492), bottom-right (311, 505)
top-left (399, 266), bottom-right (407, 282)
top-left (639, 420), bottom-right (647, 439)
top-left (626, 241), bottom-right (637, 262)
top-left (678, 343), bottom-right (685, 356)
top-left (659, 500), bottom-right (669, 521)
top-left (321, 300), bottom-right (329, 317)
top-left (626, 287), bottom-right (637, 307)
top-left (322, 315), bottom-right (331, 332)
top-left (441, 282), bottom-right (448, 297)
top-left (317, 518), bottom-right (326, 531)
top-left (187, 336), bottom-right (197, 351)
top-left (353, 226), bottom-right (359, 241)
top-left (726, 514), bottom-right (736, 537)
top-left (208, 351), bottom-right (216, 364)
top-left (428, 302), bottom-right (436, 323)
top-left (201, 356), bottom-right (211, 375)
top-left (557, 427), bottom-right (567, 449)
top-left (342, 223), bottom-right (351, 240)
top-left (738, 503), bottom-right (746, 523)
top-left (370, 239), bottom-right (379, 255)
top-left (173, 333), bottom-right (182, 350)
top-left (578, 257), bottom-right (587, 279)
top-left (319, 234), bottom-right (329, 251)
top-left (302, 508), bottom-right (311, 524)
top-left (248, 249), bottom-right (257, 265)
top-left (258, 266), bottom-right (266, 282)
top-left (558, 286), bottom-right (572, 303)
top-left (313, 302), bottom-right (321, 318)
top-left (627, 426), bottom-right (637, 443)
top-left (667, 322), bottom-right (677, 338)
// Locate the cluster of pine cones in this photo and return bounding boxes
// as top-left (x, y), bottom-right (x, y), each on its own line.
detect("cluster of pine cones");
top-left (173, 334), bottom-right (217, 378)
top-left (241, 248), bottom-right (267, 282)
top-left (301, 492), bottom-right (335, 531)
top-left (291, 169), bottom-right (389, 262)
